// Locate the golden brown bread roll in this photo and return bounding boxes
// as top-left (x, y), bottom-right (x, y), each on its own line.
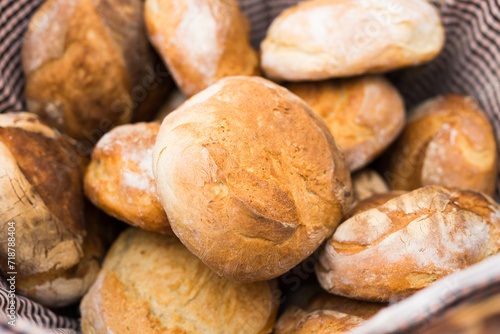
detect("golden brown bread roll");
top-left (80, 228), bottom-right (279, 334)
top-left (307, 292), bottom-right (387, 320)
top-left (261, 0), bottom-right (445, 81)
top-left (286, 76), bottom-right (405, 171)
top-left (153, 76), bottom-right (352, 282)
top-left (85, 122), bottom-right (172, 235)
top-left (383, 95), bottom-right (498, 196)
top-left (144, 0), bottom-right (259, 97)
top-left (317, 186), bottom-right (500, 302)
top-left (22, 0), bottom-right (170, 142)
top-left (275, 306), bottom-right (363, 334)
top-left (0, 112), bottom-right (92, 307)
top-left (352, 168), bottom-right (390, 203)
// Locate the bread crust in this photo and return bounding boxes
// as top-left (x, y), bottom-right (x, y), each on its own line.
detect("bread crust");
top-left (351, 168), bottom-right (390, 204)
top-left (384, 95), bottom-right (498, 195)
top-left (0, 113), bottom-right (92, 307)
top-left (286, 76), bottom-right (405, 171)
top-left (275, 306), bottom-right (363, 334)
top-left (317, 186), bottom-right (500, 302)
top-left (85, 122), bottom-right (172, 234)
top-left (144, 0), bottom-right (259, 97)
top-left (22, 0), bottom-right (169, 141)
top-left (153, 76), bottom-right (352, 282)
top-left (261, 0), bottom-right (444, 81)
top-left (80, 228), bottom-right (279, 334)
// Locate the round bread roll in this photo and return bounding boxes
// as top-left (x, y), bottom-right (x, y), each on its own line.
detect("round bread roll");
top-left (153, 76), bottom-right (352, 282)
top-left (80, 228), bottom-right (279, 334)
top-left (285, 76), bottom-right (405, 171)
top-left (275, 306), bottom-right (363, 334)
top-left (383, 95), bottom-right (498, 196)
top-left (22, 0), bottom-right (170, 142)
top-left (0, 112), bottom-right (89, 306)
top-left (144, 0), bottom-right (259, 97)
top-left (317, 186), bottom-right (500, 302)
top-left (351, 168), bottom-right (390, 203)
top-left (261, 0), bottom-right (444, 81)
top-left (85, 122), bottom-right (172, 235)
top-left (307, 293), bottom-right (386, 319)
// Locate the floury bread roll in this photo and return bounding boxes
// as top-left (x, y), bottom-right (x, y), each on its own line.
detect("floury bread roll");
top-left (22, 0), bottom-right (170, 142)
top-left (145, 0), bottom-right (259, 97)
top-left (0, 113), bottom-right (93, 307)
top-left (307, 293), bottom-right (386, 319)
top-left (85, 122), bottom-right (172, 235)
top-left (317, 186), bottom-right (500, 302)
top-left (383, 95), bottom-right (498, 196)
top-left (153, 76), bottom-right (352, 282)
top-left (275, 307), bottom-right (363, 334)
top-left (261, 0), bottom-right (444, 81)
top-left (80, 228), bottom-right (279, 334)
top-left (286, 76), bottom-right (405, 171)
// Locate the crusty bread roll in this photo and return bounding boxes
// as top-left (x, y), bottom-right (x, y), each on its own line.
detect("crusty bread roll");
top-left (22, 0), bottom-right (170, 142)
top-left (383, 95), bottom-right (498, 196)
top-left (145, 0), bottom-right (259, 97)
top-left (80, 228), bottom-right (279, 334)
top-left (352, 168), bottom-right (390, 204)
top-left (275, 306), bottom-right (363, 334)
top-left (85, 122), bottom-right (172, 235)
top-left (286, 76), bottom-right (405, 171)
top-left (18, 203), bottom-right (115, 308)
top-left (307, 293), bottom-right (386, 320)
top-left (317, 186), bottom-right (500, 302)
top-left (0, 112), bottom-right (92, 307)
top-left (261, 0), bottom-right (444, 81)
top-left (153, 76), bottom-right (352, 282)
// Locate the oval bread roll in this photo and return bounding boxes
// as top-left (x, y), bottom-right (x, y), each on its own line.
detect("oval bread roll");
top-left (145, 0), bottom-right (259, 97)
top-left (383, 95), bottom-right (498, 196)
top-left (286, 76), bottom-right (405, 171)
top-left (85, 122), bottom-right (172, 235)
top-left (153, 76), bottom-right (352, 282)
top-left (275, 306), bottom-right (363, 334)
top-left (261, 0), bottom-right (444, 81)
top-left (80, 228), bottom-right (279, 334)
top-left (317, 186), bottom-right (500, 302)
top-left (351, 168), bottom-right (390, 204)
top-left (0, 112), bottom-right (90, 307)
top-left (22, 0), bottom-right (170, 142)
top-left (307, 293), bottom-right (387, 319)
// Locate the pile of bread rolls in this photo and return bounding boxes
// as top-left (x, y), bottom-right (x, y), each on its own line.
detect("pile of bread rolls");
top-left (1, 0), bottom-right (499, 333)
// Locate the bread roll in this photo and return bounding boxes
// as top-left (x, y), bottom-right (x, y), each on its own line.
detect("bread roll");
top-left (18, 203), bottom-right (115, 307)
top-left (317, 186), bottom-right (500, 301)
top-left (261, 0), bottom-right (444, 81)
top-left (80, 228), bottom-right (279, 334)
top-left (0, 112), bottom-right (90, 307)
top-left (286, 76), bottom-right (405, 171)
top-left (275, 306), bottom-right (363, 334)
top-left (22, 0), bottom-right (170, 142)
top-left (145, 0), bottom-right (259, 97)
top-left (307, 293), bottom-right (386, 319)
top-left (153, 76), bottom-right (352, 282)
top-left (383, 95), bottom-right (498, 196)
top-left (352, 168), bottom-right (390, 204)
top-left (347, 191), bottom-right (405, 219)
top-left (85, 122), bottom-right (172, 235)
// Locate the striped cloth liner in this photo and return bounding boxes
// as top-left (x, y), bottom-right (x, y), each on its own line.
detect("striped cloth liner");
top-left (1, 0), bottom-right (500, 333)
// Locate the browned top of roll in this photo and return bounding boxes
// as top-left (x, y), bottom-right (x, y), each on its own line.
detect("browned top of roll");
top-left (153, 76), bottom-right (352, 282)
top-left (384, 95), bottom-right (498, 196)
top-left (285, 76), bottom-right (405, 171)
top-left (0, 112), bottom-right (85, 280)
